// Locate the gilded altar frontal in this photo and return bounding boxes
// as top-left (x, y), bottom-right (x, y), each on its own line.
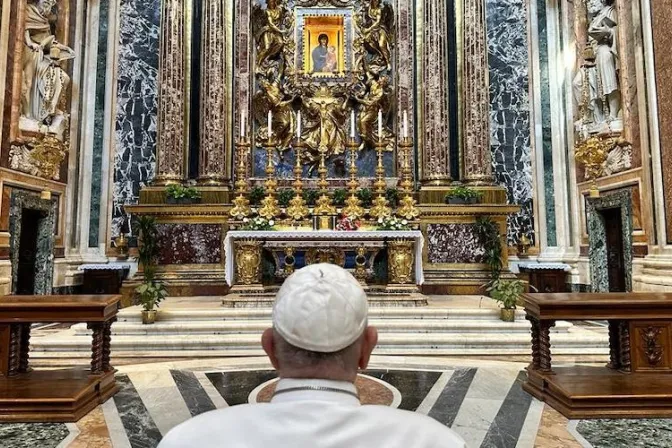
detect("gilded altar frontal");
top-left (4, 0), bottom-right (672, 441)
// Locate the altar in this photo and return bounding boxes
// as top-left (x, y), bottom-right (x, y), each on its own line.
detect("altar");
top-left (224, 230), bottom-right (424, 291)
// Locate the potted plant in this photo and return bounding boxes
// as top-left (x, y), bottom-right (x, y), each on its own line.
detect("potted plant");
top-left (278, 189), bottom-right (295, 208)
top-left (303, 189), bottom-right (320, 206)
top-left (487, 279), bottom-right (525, 322)
top-left (165, 184), bottom-right (186, 204)
top-left (356, 188), bottom-right (373, 208)
top-left (474, 216), bottom-right (503, 281)
top-left (250, 186), bottom-right (266, 206)
top-left (386, 188), bottom-right (400, 208)
top-left (183, 186), bottom-right (202, 204)
top-left (333, 189), bottom-right (348, 207)
top-left (445, 185), bottom-right (483, 205)
top-left (136, 281), bottom-right (167, 324)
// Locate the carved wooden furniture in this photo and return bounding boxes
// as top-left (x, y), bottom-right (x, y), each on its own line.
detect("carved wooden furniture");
top-left (523, 293), bottom-right (672, 419)
top-left (0, 295), bottom-right (120, 422)
top-left (80, 264), bottom-right (131, 295)
top-left (518, 263), bottom-right (570, 293)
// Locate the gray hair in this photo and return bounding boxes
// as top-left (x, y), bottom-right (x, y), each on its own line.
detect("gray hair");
top-left (272, 329), bottom-right (362, 374)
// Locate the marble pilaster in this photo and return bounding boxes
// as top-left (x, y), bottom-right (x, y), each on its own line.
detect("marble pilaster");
top-left (198, 0), bottom-right (230, 186)
top-left (154, 0), bottom-right (188, 185)
top-left (463, 0), bottom-right (493, 184)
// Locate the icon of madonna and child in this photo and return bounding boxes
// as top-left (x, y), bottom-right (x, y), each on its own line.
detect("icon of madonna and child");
top-left (312, 33), bottom-right (338, 74)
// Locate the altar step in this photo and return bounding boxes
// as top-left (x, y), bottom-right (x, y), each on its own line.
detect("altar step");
top-left (29, 298), bottom-right (610, 358)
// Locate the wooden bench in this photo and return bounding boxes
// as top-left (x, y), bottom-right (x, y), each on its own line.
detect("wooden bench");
top-left (0, 295), bottom-right (120, 422)
top-left (523, 293), bottom-right (672, 419)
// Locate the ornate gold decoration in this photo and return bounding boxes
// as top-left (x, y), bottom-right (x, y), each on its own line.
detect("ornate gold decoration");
top-left (235, 240), bottom-right (263, 285)
top-left (286, 140), bottom-right (309, 221)
top-left (342, 138), bottom-right (365, 219)
top-left (388, 239), bottom-right (414, 284)
top-left (114, 233), bottom-right (129, 259)
top-left (313, 145), bottom-right (336, 216)
top-left (230, 138), bottom-right (252, 219)
top-left (369, 140), bottom-right (392, 219)
top-left (353, 75), bottom-right (394, 152)
top-left (354, 246), bottom-right (368, 283)
top-left (305, 247), bottom-right (345, 266)
top-left (357, 0), bottom-right (394, 73)
top-left (574, 135), bottom-right (615, 197)
top-left (462, 0), bottom-right (494, 185)
top-left (154, 0), bottom-right (187, 185)
top-left (9, 135), bottom-right (68, 181)
top-left (258, 142), bottom-right (280, 219)
top-left (396, 137), bottom-right (420, 221)
top-left (283, 247), bottom-right (297, 276)
top-left (640, 326), bottom-right (664, 367)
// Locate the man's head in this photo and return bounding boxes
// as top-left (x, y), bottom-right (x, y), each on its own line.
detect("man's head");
top-left (318, 34), bottom-right (329, 47)
top-left (262, 264), bottom-right (378, 382)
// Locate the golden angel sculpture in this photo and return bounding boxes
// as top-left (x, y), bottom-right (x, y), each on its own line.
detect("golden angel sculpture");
top-left (253, 70), bottom-right (296, 151)
top-left (353, 75), bottom-right (394, 151)
top-left (358, 0), bottom-right (394, 74)
top-left (252, 0), bottom-right (294, 75)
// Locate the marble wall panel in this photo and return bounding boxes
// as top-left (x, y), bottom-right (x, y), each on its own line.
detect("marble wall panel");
top-left (156, 224), bottom-right (222, 265)
top-left (426, 224), bottom-right (486, 264)
top-left (486, 0), bottom-right (534, 246)
top-left (651, 1), bottom-right (672, 244)
top-left (112, 0), bottom-right (160, 238)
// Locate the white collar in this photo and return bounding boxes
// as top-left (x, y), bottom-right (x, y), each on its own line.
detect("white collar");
top-left (271, 378), bottom-right (360, 406)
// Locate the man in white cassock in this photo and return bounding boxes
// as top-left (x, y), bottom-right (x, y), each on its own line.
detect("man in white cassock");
top-left (159, 264), bottom-right (466, 448)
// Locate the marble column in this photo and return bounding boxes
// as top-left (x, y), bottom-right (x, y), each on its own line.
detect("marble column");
top-left (154, 0), bottom-right (187, 185)
top-left (463, 0), bottom-right (494, 184)
top-left (419, 0), bottom-right (452, 184)
top-left (198, 0), bottom-right (229, 186)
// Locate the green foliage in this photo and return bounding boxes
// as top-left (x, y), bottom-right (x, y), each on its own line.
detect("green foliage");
top-left (250, 186), bottom-right (265, 205)
top-left (356, 188), bottom-right (373, 208)
top-left (377, 216), bottom-right (411, 231)
top-left (241, 217), bottom-right (275, 231)
top-left (385, 188), bottom-right (400, 208)
top-left (166, 184), bottom-right (186, 199)
top-left (445, 185), bottom-right (483, 203)
top-left (135, 281), bottom-right (168, 312)
top-left (333, 188), bottom-right (348, 206)
top-left (474, 216), bottom-right (503, 281)
top-left (278, 189), bottom-right (296, 208)
top-left (303, 189), bottom-right (320, 205)
top-left (487, 279), bottom-right (525, 310)
top-left (184, 186), bottom-right (201, 199)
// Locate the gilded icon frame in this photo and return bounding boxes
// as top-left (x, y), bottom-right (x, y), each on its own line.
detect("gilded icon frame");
top-left (296, 8), bottom-right (354, 78)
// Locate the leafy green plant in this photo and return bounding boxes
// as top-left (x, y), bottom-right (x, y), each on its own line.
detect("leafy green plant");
top-left (487, 279), bottom-right (525, 310)
top-left (166, 184), bottom-right (187, 200)
top-left (135, 281), bottom-right (168, 312)
top-left (184, 186), bottom-right (201, 200)
top-left (474, 216), bottom-right (503, 281)
top-left (278, 189), bottom-right (296, 208)
top-left (445, 185), bottom-right (483, 204)
top-left (385, 188), bottom-right (400, 208)
top-left (333, 188), bottom-right (348, 206)
top-left (357, 188), bottom-right (373, 208)
top-left (377, 216), bottom-right (411, 231)
top-left (241, 216), bottom-right (275, 231)
top-left (303, 189), bottom-right (320, 205)
top-left (250, 186), bottom-right (265, 206)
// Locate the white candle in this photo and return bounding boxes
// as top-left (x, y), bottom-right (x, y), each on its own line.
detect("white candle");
top-left (296, 111), bottom-right (302, 138)
top-left (403, 110), bottom-right (408, 139)
top-left (268, 110), bottom-right (273, 136)
top-left (241, 111), bottom-right (246, 138)
top-left (378, 109), bottom-right (383, 139)
top-left (351, 110), bottom-right (356, 138)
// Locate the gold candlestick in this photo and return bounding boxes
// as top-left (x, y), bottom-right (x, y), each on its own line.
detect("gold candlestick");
top-left (286, 140), bottom-right (309, 221)
top-left (369, 139), bottom-right (391, 219)
top-left (313, 146), bottom-right (336, 215)
top-left (396, 137), bottom-right (420, 221)
top-left (258, 139), bottom-right (280, 220)
top-left (342, 138), bottom-right (364, 219)
top-left (230, 137), bottom-right (252, 219)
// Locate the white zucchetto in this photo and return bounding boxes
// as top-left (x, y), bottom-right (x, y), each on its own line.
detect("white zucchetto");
top-left (273, 263), bottom-right (368, 353)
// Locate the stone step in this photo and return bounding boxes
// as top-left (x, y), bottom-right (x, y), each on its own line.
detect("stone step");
top-left (71, 319), bottom-right (573, 336)
top-left (117, 307), bottom-right (527, 322)
top-left (30, 330), bottom-right (608, 356)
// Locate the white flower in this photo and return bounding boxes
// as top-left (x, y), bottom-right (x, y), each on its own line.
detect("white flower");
top-left (378, 218), bottom-right (384, 224)
top-left (402, 219), bottom-right (408, 225)
top-left (269, 220), bottom-right (275, 226)
top-left (243, 218), bottom-right (249, 223)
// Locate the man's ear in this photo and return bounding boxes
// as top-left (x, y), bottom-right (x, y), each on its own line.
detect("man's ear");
top-left (358, 326), bottom-right (378, 370)
top-left (262, 328), bottom-right (280, 370)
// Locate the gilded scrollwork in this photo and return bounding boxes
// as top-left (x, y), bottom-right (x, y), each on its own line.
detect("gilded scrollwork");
top-left (10, 134), bottom-right (68, 181)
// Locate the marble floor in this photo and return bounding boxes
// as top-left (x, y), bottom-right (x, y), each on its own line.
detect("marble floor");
top-left (1, 357), bottom-right (670, 448)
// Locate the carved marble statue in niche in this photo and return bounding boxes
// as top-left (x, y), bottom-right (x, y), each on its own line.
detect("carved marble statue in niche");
top-left (573, 0), bottom-right (621, 136)
top-left (21, 0), bottom-right (75, 140)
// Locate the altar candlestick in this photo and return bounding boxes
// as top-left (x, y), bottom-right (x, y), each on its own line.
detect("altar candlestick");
top-left (351, 110), bottom-right (356, 138)
top-left (403, 110), bottom-right (408, 139)
top-left (268, 110), bottom-right (273, 137)
top-left (241, 111), bottom-right (246, 138)
top-left (378, 109), bottom-right (383, 140)
top-left (297, 111), bottom-right (302, 138)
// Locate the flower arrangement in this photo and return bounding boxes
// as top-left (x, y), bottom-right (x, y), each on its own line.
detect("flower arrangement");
top-left (445, 185), bottom-right (483, 205)
top-left (336, 215), bottom-right (361, 231)
top-left (242, 216), bottom-right (275, 231)
top-left (377, 216), bottom-right (410, 231)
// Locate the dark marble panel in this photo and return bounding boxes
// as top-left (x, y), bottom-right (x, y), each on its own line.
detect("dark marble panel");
top-left (113, 375), bottom-right (163, 448)
top-left (576, 418), bottom-right (672, 448)
top-left (364, 369), bottom-right (441, 412)
top-left (426, 224), bottom-right (486, 264)
top-left (52, 285), bottom-right (83, 295)
top-left (156, 224), bottom-right (222, 265)
top-left (486, 0), bottom-right (534, 246)
top-left (112, 0), bottom-right (160, 239)
top-left (481, 371), bottom-right (532, 448)
top-left (0, 423), bottom-right (69, 448)
top-left (171, 370), bottom-right (216, 417)
top-left (428, 368), bottom-right (477, 427)
top-left (206, 370), bottom-right (278, 406)
top-left (89, 0), bottom-right (111, 248)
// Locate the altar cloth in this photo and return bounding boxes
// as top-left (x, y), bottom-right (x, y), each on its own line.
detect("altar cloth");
top-left (224, 230), bottom-right (425, 287)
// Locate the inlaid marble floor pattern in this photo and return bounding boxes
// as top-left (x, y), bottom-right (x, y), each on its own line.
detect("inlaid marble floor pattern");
top-left (0, 360), bottom-right (671, 448)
